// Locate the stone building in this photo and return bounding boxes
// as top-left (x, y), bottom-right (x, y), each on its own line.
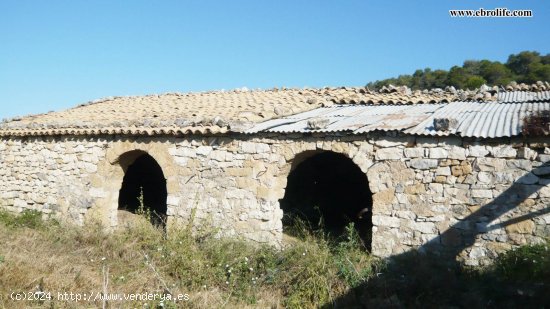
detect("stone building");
top-left (1, 82), bottom-right (549, 266)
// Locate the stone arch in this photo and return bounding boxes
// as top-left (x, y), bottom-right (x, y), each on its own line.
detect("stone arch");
top-left (117, 150), bottom-right (167, 226)
top-left (86, 140), bottom-right (180, 228)
top-left (279, 149), bottom-right (373, 248)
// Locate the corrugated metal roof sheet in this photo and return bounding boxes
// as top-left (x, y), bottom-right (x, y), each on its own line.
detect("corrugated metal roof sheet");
top-left (497, 91), bottom-right (550, 103)
top-left (249, 102), bottom-right (550, 138)
top-left (407, 102), bottom-right (550, 137)
top-left (246, 105), bottom-right (443, 134)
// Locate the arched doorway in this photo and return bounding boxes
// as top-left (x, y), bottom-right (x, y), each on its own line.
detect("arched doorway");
top-left (280, 151), bottom-right (373, 249)
top-left (117, 150), bottom-right (167, 227)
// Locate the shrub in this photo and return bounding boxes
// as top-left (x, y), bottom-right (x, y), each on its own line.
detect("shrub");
top-left (494, 240), bottom-right (550, 282)
top-left (0, 209), bottom-right (45, 229)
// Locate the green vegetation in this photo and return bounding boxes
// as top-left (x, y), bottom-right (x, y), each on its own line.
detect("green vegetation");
top-left (367, 51), bottom-right (550, 90)
top-left (0, 209), bottom-right (379, 308)
top-left (0, 209), bottom-right (548, 308)
top-left (0, 209), bottom-right (46, 229)
top-left (494, 242), bottom-right (550, 282)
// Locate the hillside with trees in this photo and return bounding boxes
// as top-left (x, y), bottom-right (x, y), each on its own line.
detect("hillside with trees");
top-left (366, 51), bottom-right (550, 90)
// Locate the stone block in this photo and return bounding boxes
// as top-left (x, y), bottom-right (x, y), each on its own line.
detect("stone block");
top-left (410, 221), bottom-right (436, 234)
top-left (448, 146), bottom-right (466, 160)
top-left (83, 163), bottom-right (98, 173)
top-left (240, 142), bottom-right (257, 154)
top-left (491, 146), bottom-right (517, 158)
top-left (518, 199), bottom-right (535, 209)
top-left (404, 147), bottom-right (425, 158)
top-left (468, 145), bottom-right (489, 157)
top-left (166, 196), bottom-right (180, 206)
top-left (404, 183), bottom-right (426, 195)
top-left (372, 215), bottom-right (400, 228)
top-left (460, 161), bottom-right (472, 174)
top-left (14, 199), bottom-right (27, 208)
top-left (505, 220), bottom-right (535, 234)
top-left (507, 160), bottom-right (532, 171)
top-left (471, 189), bottom-right (493, 198)
top-left (428, 183), bottom-right (443, 193)
top-left (469, 247), bottom-right (486, 259)
top-left (409, 158), bottom-right (438, 170)
top-left (372, 188), bottom-right (396, 207)
top-left (474, 158), bottom-right (506, 172)
top-left (196, 146), bottom-right (213, 156)
top-left (209, 151), bottom-right (227, 162)
top-left (374, 137), bottom-right (413, 148)
top-left (375, 148), bottom-right (403, 160)
top-left (429, 148), bottom-right (448, 159)
top-left (255, 143), bottom-right (271, 153)
top-left (395, 210), bottom-right (416, 220)
top-left (477, 172), bottom-right (492, 184)
top-left (517, 147), bottom-right (538, 160)
top-left (494, 172), bottom-right (514, 183)
top-left (538, 154), bottom-right (550, 163)
top-left (539, 186), bottom-right (550, 198)
top-left (451, 166), bottom-right (463, 177)
top-left (435, 166), bottom-right (451, 176)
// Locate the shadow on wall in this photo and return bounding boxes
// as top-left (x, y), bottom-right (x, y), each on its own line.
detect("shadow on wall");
top-left (323, 159), bottom-right (550, 308)
top-left (118, 151), bottom-right (168, 227)
top-left (280, 151), bottom-right (373, 249)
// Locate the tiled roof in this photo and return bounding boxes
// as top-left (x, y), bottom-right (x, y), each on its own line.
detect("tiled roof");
top-left (1, 81), bottom-right (549, 137)
top-left (0, 89), bottom-right (324, 137)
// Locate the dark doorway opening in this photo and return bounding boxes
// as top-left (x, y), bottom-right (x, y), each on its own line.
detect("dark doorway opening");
top-left (280, 151), bottom-right (373, 249)
top-left (118, 152), bottom-right (167, 227)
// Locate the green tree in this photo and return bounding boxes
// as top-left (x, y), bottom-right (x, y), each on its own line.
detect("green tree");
top-left (365, 51), bottom-right (549, 90)
top-left (480, 62), bottom-right (513, 85)
top-left (526, 63), bottom-right (550, 83)
top-left (506, 51), bottom-right (541, 76)
top-left (464, 76), bottom-right (487, 89)
top-left (446, 66), bottom-right (469, 89)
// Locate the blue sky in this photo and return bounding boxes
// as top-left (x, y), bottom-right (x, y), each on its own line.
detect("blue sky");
top-left (1, 0), bottom-right (549, 118)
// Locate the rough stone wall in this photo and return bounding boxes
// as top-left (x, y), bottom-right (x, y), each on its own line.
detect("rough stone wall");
top-left (0, 137), bottom-right (107, 223)
top-left (234, 133), bottom-right (550, 266)
top-left (362, 134), bottom-right (550, 266)
top-left (1, 133), bottom-right (549, 266)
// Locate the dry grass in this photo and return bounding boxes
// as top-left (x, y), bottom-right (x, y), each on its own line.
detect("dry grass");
top-left (1, 210), bottom-right (549, 308)
top-left (0, 210), bottom-right (378, 308)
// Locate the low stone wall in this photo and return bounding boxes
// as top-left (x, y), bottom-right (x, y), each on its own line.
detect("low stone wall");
top-left (1, 133), bottom-right (549, 266)
top-left (0, 137), bottom-right (107, 223)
